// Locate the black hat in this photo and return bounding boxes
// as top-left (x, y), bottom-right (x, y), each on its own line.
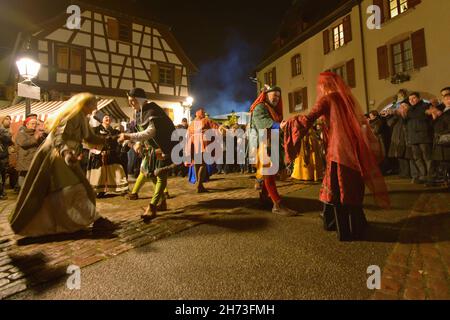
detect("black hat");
top-left (127, 88), bottom-right (147, 99)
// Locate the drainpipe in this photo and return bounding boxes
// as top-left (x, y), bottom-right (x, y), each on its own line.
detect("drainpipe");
top-left (358, 0), bottom-right (370, 113)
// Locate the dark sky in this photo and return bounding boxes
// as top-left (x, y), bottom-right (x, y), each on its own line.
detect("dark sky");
top-left (0, 0), bottom-right (295, 115)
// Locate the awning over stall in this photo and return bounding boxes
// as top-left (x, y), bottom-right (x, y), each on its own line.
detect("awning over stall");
top-left (0, 99), bottom-right (129, 123)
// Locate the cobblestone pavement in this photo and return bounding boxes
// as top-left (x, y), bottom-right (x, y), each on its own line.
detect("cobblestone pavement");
top-left (0, 173), bottom-right (303, 299)
top-left (1, 173), bottom-right (449, 300)
top-left (372, 184), bottom-right (450, 300)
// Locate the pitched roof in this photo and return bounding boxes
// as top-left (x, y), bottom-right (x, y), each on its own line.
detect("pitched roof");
top-left (30, 0), bottom-right (198, 73)
top-left (256, 0), bottom-right (358, 71)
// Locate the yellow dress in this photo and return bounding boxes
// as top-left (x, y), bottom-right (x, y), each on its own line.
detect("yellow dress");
top-left (291, 130), bottom-right (325, 182)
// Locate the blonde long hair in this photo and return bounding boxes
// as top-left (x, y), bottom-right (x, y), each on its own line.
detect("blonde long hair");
top-left (45, 93), bottom-right (97, 133)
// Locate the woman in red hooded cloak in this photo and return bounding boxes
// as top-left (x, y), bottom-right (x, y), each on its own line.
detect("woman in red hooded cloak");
top-left (282, 72), bottom-right (390, 241)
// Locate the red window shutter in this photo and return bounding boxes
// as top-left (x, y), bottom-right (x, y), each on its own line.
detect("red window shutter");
top-left (107, 19), bottom-right (119, 40)
top-left (302, 87), bottom-right (308, 110)
top-left (323, 30), bottom-right (330, 54)
top-left (150, 64), bottom-right (159, 83)
top-left (373, 0), bottom-right (385, 23)
top-left (272, 67), bottom-right (277, 86)
top-left (288, 92), bottom-right (294, 113)
top-left (346, 59), bottom-right (356, 88)
top-left (411, 28), bottom-right (427, 69)
top-left (377, 45), bottom-right (389, 79)
top-left (343, 15), bottom-right (352, 44)
top-left (407, 0), bottom-right (421, 8)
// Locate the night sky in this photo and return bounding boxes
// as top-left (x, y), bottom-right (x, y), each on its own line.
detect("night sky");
top-left (1, 0), bottom-right (302, 115)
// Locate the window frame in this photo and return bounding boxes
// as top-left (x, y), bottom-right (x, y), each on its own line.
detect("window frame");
top-left (264, 68), bottom-right (276, 86)
top-left (54, 44), bottom-right (84, 74)
top-left (158, 64), bottom-right (175, 86)
top-left (391, 38), bottom-right (413, 75)
top-left (332, 23), bottom-right (345, 50)
top-left (291, 54), bottom-right (302, 77)
top-left (389, 0), bottom-right (409, 19)
top-left (293, 90), bottom-right (304, 111)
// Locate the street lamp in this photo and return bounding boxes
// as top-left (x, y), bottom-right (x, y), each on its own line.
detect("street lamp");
top-left (183, 96), bottom-right (194, 122)
top-left (16, 47), bottom-right (41, 117)
top-left (16, 57), bottom-right (41, 80)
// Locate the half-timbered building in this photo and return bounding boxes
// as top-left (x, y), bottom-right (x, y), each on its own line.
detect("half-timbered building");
top-left (7, 1), bottom-right (197, 124)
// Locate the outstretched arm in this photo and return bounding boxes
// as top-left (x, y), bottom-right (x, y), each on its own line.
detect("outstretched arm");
top-left (283, 96), bottom-right (330, 163)
top-left (119, 121), bottom-right (156, 142)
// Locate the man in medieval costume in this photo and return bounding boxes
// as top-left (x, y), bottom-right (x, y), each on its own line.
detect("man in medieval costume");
top-left (9, 93), bottom-right (116, 237)
top-left (282, 72), bottom-right (390, 241)
top-left (118, 88), bottom-right (177, 221)
top-left (86, 114), bottom-right (129, 197)
top-left (185, 107), bottom-right (220, 193)
top-left (249, 85), bottom-right (297, 216)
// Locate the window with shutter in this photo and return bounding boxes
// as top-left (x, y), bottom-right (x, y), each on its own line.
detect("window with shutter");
top-left (55, 45), bottom-right (83, 73)
top-left (411, 28), bottom-right (427, 69)
top-left (159, 65), bottom-right (175, 86)
top-left (332, 23), bottom-right (345, 50)
top-left (391, 38), bottom-right (413, 74)
top-left (377, 45), bottom-right (390, 79)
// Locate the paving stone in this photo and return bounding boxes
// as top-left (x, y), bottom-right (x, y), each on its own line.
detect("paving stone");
top-left (0, 278), bottom-right (10, 287)
top-left (0, 282), bottom-right (27, 299)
